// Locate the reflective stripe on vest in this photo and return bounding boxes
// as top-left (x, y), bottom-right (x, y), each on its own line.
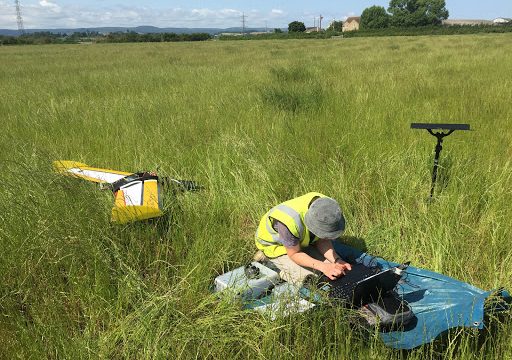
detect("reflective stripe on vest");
top-left (256, 204), bottom-right (304, 248)
top-left (273, 204), bottom-right (304, 237)
top-left (255, 192), bottom-right (326, 258)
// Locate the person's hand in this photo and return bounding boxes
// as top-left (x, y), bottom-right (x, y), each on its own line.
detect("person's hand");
top-left (321, 262), bottom-right (347, 280)
top-left (335, 259), bottom-right (352, 272)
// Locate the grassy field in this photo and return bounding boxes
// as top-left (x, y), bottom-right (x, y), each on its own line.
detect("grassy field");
top-left (1, 33), bottom-right (511, 359)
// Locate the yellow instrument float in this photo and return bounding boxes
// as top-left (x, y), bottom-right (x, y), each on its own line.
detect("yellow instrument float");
top-left (54, 160), bottom-right (168, 224)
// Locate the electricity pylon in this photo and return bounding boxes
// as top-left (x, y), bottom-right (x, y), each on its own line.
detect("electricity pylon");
top-left (15, 0), bottom-right (25, 35)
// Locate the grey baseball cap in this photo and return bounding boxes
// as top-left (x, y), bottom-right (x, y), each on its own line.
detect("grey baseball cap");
top-left (304, 197), bottom-right (345, 239)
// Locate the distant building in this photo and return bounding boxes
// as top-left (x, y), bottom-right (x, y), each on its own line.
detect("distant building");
top-left (218, 32), bottom-right (243, 37)
top-left (343, 17), bottom-right (360, 32)
top-left (493, 17), bottom-right (512, 24)
top-left (442, 19), bottom-right (493, 26)
top-left (305, 27), bottom-right (319, 33)
top-left (442, 18), bottom-right (512, 26)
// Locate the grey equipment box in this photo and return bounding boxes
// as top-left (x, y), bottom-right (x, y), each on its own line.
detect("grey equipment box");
top-left (214, 262), bottom-right (280, 300)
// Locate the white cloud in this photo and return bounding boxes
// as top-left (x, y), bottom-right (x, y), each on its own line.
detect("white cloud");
top-left (0, 1), bottom-right (16, 28)
top-left (0, 2), bottom-right (297, 29)
top-left (220, 8), bottom-right (241, 17)
top-left (39, 0), bottom-right (60, 12)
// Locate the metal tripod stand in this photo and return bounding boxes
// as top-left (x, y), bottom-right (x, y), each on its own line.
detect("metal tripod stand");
top-left (411, 123), bottom-right (471, 198)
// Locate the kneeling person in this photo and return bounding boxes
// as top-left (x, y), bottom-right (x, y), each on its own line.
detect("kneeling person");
top-left (255, 192), bottom-right (351, 285)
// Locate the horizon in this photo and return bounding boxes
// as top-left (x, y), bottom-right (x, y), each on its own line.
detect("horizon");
top-left (1, 0), bottom-right (511, 30)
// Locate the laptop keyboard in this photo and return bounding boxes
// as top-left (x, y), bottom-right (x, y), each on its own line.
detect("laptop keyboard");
top-left (329, 281), bottom-right (357, 301)
top-left (321, 264), bottom-right (380, 302)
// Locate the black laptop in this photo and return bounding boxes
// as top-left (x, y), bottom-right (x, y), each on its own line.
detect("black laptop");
top-left (317, 263), bottom-right (401, 307)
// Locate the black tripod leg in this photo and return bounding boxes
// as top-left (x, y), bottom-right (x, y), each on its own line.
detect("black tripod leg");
top-left (422, 129), bottom-right (456, 199)
top-left (430, 136), bottom-right (444, 197)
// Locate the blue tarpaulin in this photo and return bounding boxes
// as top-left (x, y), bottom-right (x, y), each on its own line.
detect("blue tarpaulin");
top-left (332, 243), bottom-right (511, 349)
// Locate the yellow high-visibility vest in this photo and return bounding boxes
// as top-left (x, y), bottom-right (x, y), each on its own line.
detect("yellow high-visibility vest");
top-left (255, 192), bottom-right (326, 258)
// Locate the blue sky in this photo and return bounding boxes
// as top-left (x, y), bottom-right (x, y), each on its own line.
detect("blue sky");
top-left (1, 0), bottom-right (511, 29)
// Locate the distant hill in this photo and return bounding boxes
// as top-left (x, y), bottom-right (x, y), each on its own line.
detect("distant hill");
top-left (0, 26), bottom-right (278, 36)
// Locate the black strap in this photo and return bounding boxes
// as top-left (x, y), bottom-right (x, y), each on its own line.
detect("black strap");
top-left (111, 172), bottom-right (159, 193)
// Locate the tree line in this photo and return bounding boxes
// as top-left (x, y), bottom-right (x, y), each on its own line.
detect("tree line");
top-left (219, 23), bottom-right (512, 42)
top-left (344, 24), bottom-right (512, 38)
top-left (100, 32), bottom-right (211, 43)
top-left (0, 31), bottom-right (212, 46)
top-left (279, 0), bottom-right (510, 37)
top-left (285, 0), bottom-right (450, 33)
top-left (360, 0), bottom-right (449, 29)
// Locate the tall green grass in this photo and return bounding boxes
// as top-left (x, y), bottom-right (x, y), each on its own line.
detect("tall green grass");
top-left (1, 34), bottom-right (511, 358)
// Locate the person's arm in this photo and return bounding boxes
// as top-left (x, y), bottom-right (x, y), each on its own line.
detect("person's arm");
top-left (275, 221), bottom-right (345, 280)
top-left (314, 238), bottom-right (352, 271)
top-left (285, 244), bottom-right (346, 280)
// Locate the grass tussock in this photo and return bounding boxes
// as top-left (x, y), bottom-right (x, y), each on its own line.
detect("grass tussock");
top-left (261, 64), bottom-right (325, 113)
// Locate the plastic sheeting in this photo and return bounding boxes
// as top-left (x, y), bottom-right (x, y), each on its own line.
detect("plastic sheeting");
top-left (332, 243), bottom-right (511, 349)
